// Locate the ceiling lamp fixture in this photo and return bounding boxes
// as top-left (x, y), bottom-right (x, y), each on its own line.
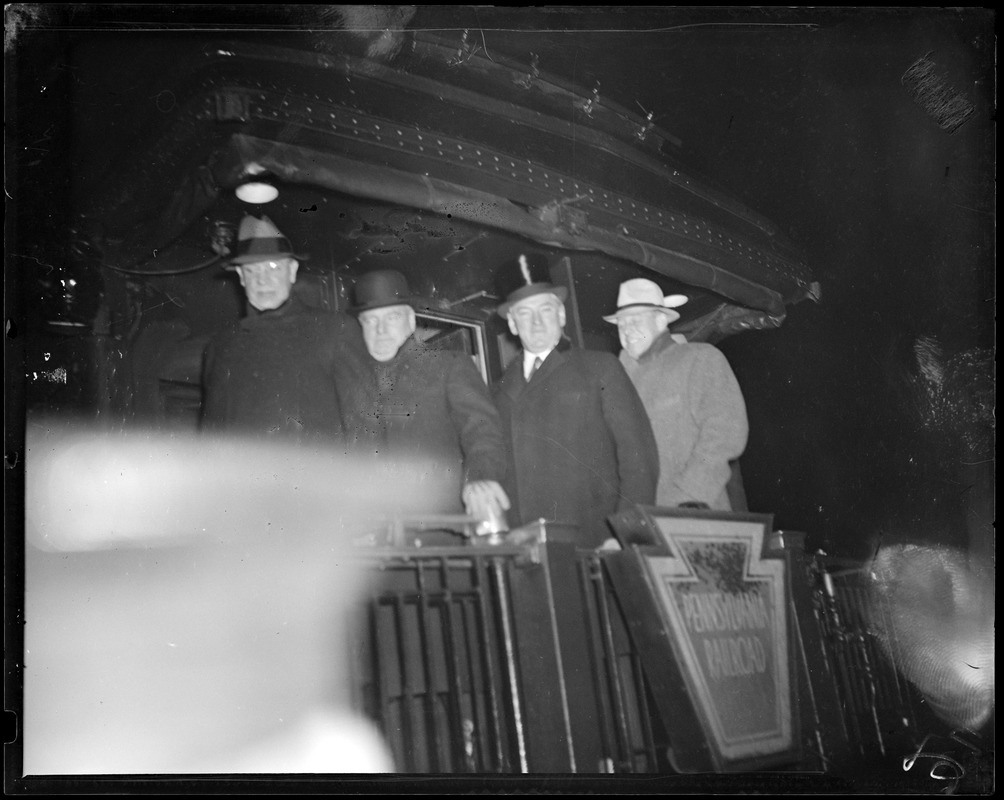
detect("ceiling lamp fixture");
top-left (235, 163), bottom-right (279, 204)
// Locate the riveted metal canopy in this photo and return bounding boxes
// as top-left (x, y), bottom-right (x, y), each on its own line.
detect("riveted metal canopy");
top-left (80, 34), bottom-right (818, 343)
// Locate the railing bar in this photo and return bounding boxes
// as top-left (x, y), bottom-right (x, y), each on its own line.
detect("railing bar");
top-left (849, 618), bottom-right (886, 755)
top-left (492, 556), bottom-right (528, 772)
top-left (415, 560), bottom-right (443, 772)
top-left (844, 635), bottom-right (869, 720)
top-left (807, 570), bottom-right (852, 750)
top-left (366, 595), bottom-right (387, 741)
top-left (392, 590), bottom-right (417, 772)
top-left (353, 545), bottom-right (532, 565)
top-left (857, 586), bottom-right (902, 714)
top-left (806, 564), bottom-right (847, 757)
top-left (790, 593), bottom-right (828, 771)
top-left (438, 556), bottom-right (475, 772)
top-left (591, 557), bottom-right (634, 771)
top-left (838, 579), bottom-right (883, 755)
top-left (833, 583), bottom-right (871, 725)
top-left (629, 650), bottom-right (658, 771)
top-left (457, 592), bottom-right (487, 771)
top-left (579, 556), bottom-right (618, 772)
top-left (819, 575), bottom-right (866, 755)
top-left (473, 554), bottom-right (508, 771)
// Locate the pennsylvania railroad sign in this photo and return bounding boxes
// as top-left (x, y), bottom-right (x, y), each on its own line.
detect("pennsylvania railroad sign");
top-left (643, 514), bottom-right (793, 765)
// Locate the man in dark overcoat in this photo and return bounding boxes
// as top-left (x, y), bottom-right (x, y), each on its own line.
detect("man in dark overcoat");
top-left (492, 255), bottom-right (659, 548)
top-left (201, 215), bottom-right (365, 442)
top-left (340, 269), bottom-right (510, 523)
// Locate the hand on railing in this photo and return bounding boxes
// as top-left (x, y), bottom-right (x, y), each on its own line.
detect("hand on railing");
top-left (462, 480), bottom-right (511, 537)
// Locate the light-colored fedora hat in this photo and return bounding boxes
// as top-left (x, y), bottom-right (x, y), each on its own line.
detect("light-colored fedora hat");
top-left (602, 278), bottom-right (688, 324)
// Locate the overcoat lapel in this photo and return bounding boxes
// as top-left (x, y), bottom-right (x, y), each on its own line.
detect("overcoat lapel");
top-left (519, 348), bottom-right (566, 402)
top-left (500, 348), bottom-right (568, 405)
top-left (498, 360), bottom-right (526, 403)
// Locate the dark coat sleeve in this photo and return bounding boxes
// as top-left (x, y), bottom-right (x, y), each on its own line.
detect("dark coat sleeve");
top-left (594, 353), bottom-right (660, 509)
top-left (444, 354), bottom-right (507, 485)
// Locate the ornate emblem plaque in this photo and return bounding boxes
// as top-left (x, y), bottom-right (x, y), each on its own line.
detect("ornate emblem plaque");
top-left (606, 508), bottom-right (800, 772)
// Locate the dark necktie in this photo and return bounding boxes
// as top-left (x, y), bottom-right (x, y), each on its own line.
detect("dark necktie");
top-left (528, 356), bottom-right (542, 381)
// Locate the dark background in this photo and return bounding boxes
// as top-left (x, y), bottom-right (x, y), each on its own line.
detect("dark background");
top-left (6, 5), bottom-right (995, 562)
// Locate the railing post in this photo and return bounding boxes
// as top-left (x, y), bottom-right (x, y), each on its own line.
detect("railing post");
top-left (767, 531), bottom-right (852, 771)
top-left (504, 522), bottom-right (606, 773)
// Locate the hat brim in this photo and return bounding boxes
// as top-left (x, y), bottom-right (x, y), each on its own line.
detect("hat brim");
top-left (602, 304), bottom-right (681, 324)
top-left (225, 252), bottom-right (309, 268)
top-left (497, 284), bottom-right (569, 318)
top-left (348, 297), bottom-right (419, 316)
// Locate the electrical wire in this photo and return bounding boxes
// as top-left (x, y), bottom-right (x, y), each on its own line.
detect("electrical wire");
top-left (99, 253), bottom-right (225, 276)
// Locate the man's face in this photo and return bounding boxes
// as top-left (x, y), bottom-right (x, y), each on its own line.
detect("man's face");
top-left (616, 309), bottom-right (669, 359)
top-left (237, 258), bottom-right (298, 312)
top-left (358, 304), bottom-right (416, 362)
top-left (507, 293), bottom-right (566, 354)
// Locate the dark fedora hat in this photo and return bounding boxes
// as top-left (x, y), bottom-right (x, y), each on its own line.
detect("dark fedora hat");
top-left (349, 269), bottom-right (417, 314)
top-left (496, 253), bottom-right (568, 318)
top-left (225, 215), bottom-right (308, 267)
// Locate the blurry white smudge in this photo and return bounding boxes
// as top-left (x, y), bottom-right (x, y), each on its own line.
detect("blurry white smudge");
top-left (25, 418), bottom-right (452, 552)
top-left (23, 418), bottom-right (454, 774)
top-left (331, 5), bottom-right (417, 60)
top-left (866, 544), bottom-right (994, 731)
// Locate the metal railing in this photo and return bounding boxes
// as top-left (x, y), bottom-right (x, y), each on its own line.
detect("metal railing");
top-left (352, 550), bottom-right (521, 772)
top-left (577, 553), bottom-right (660, 773)
top-left (345, 521), bottom-right (935, 775)
top-left (809, 557), bottom-right (927, 762)
top-left (347, 520), bottom-right (658, 773)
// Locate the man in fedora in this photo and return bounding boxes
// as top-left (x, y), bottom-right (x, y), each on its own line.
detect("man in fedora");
top-left (604, 278), bottom-right (748, 510)
top-left (201, 214), bottom-right (364, 441)
top-left (339, 269), bottom-right (510, 525)
top-left (493, 255), bottom-right (659, 548)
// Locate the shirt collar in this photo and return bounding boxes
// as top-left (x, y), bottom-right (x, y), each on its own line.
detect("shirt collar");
top-left (523, 347), bottom-right (553, 379)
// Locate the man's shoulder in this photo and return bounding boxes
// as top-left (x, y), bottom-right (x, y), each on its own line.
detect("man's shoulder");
top-left (678, 341), bottom-right (731, 367)
top-left (426, 346), bottom-right (486, 382)
top-left (288, 306), bottom-right (354, 329)
top-left (206, 319), bottom-right (244, 348)
top-left (397, 340), bottom-right (474, 373)
top-left (270, 308), bottom-right (368, 355)
top-left (680, 340), bottom-right (722, 353)
top-left (493, 357), bottom-right (522, 392)
top-left (565, 347), bottom-right (625, 374)
top-left (654, 339), bottom-right (723, 363)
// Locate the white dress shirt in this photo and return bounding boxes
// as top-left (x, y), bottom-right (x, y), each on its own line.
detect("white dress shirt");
top-left (523, 348), bottom-right (553, 381)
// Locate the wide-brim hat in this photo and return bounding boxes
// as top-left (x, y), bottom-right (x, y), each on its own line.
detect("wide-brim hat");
top-left (602, 278), bottom-right (688, 324)
top-left (225, 215), bottom-right (308, 267)
top-left (496, 253), bottom-right (568, 318)
top-left (349, 269), bottom-right (417, 315)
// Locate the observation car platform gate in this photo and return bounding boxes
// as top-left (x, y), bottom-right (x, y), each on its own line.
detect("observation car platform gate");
top-left (347, 519), bottom-right (930, 774)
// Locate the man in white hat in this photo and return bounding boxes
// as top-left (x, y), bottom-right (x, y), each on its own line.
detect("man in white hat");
top-left (201, 215), bottom-right (365, 441)
top-left (493, 255), bottom-right (659, 548)
top-left (604, 278), bottom-right (748, 510)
